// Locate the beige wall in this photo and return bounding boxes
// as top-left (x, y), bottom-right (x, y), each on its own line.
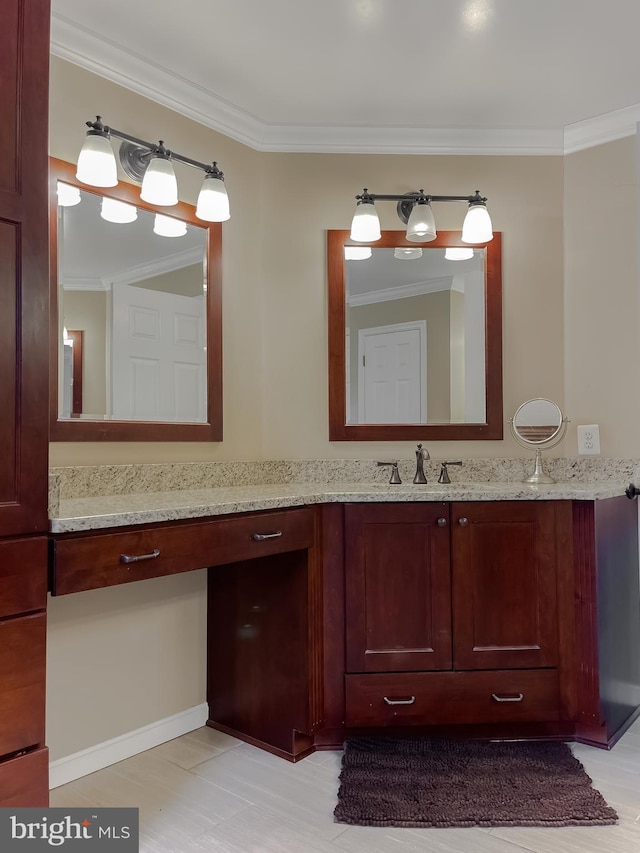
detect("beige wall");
top-left (47, 57), bottom-right (639, 767)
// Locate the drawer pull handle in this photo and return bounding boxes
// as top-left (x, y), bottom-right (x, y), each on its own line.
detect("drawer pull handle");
top-left (120, 548), bottom-right (161, 564)
top-left (252, 531), bottom-right (283, 541)
top-left (383, 696), bottom-right (416, 706)
top-left (491, 692), bottom-right (524, 703)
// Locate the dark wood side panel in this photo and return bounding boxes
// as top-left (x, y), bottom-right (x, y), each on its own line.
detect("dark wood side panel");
top-left (0, 748), bottom-right (49, 807)
top-left (0, 0), bottom-right (50, 536)
top-left (451, 501), bottom-right (559, 670)
top-left (0, 537), bottom-right (47, 618)
top-left (320, 504), bottom-right (346, 732)
top-left (207, 551), bottom-right (312, 758)
top-left (345, 503), bottom-right (452, 673)
top-left (0, 613), bottom-right (46, 759)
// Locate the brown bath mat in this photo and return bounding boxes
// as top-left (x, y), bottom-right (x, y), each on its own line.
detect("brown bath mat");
top-left (334, 737), bottom-right (618, 828)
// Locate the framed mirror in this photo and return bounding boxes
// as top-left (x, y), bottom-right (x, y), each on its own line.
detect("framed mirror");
top-left (328, 230), bottom-right (503, 440)
top-left (49, 157), bottom-right (222, 441)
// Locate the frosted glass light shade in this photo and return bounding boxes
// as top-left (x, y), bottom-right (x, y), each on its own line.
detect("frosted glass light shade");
top-left (394, 247), bottom-right (423, 260)
top-left (76, 133), bottom-right (118, 187)
top-left (196, 174), bottom-right (230, 221)
top-left (101, 197), bottom-right (138, 224)
top-left (57, 182), bottom-right (81, 207)
top-left (140, 156), bottom-right (178, 206)
top-left (344, 246), bottom-right (372, 260)
top-left (350, 202), bottom-right (381, 242)
top-left (461, 203), bottom-right (493, 243)
top-left (153, 213), bottom-right (187, 237)
top-left (445, 247), bottom-right (474, 260)
top-left (406, 201), bottom-right (436, 242)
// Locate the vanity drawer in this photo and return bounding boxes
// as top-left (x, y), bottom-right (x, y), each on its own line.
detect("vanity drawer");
top-left (51, 507), bottom-right (316, 595)
top-left (0, 747), bottom-right (49, 807)
top-left (345, 669), bottom-right (560, 728)
top-left (0, 537), bottom-right (47, 618)
top-left (0, 613), bottom-right (46, 759)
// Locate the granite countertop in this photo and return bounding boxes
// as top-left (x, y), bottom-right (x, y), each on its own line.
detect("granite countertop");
top-left (49, 479), bottom-right (629, 533)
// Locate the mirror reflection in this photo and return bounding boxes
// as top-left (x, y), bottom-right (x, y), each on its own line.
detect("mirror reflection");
top-left (50, 156), bottom-right (223, 443)
top-left (512, 398), bottom-right (564, 444)
top-left (345, 246), bottom-right (486, 425)
top-left (328, 230), bottom-right (503, 442)
top-left (57, 185), bottom-right (208, 423)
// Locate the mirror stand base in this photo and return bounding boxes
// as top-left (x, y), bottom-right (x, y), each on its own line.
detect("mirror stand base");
top-left (524, 449), bottom-right (556, 485)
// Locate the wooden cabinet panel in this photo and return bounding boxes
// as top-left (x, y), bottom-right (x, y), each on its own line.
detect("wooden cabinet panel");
top-left (0, 538), bottom-right (47, 618)
top-left (451, 502), bottom-right (559, 670)
top-left (0, 613), bottom-right (46, 758)
top-left (0, 0), bottom-right (50, 537)
top-left (345, 504), bottom-right (452, 673)
top-left (51, 508), bottom-right (316, 595)
top-left (345, 670), bottom-right (560, 727)
top-left (0, 748), bottom-right (49, 807)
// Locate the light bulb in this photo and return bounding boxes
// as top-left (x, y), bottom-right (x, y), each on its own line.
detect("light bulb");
top-left (153, 213), bottom-right (187, 237)
top-left (350, 200), bottom-right (381, 242)
top-left (76, 132), bottom-right (118, 187)
top-left (196, 173), bottom-right (230, 221)
top-left (461, 202), bottom-right (493, 243)
top-left (445, 247), bottom-right (474, 260)
top-left (344, 246), bottom-right (372, 260)
top-left (100, 197), bottom-right (138, 224)
top-left (140, 155), bottom-right (178, 206)
top-left (393, 247), bottom-right (423, 260)
top-left (406, 200), bottom-right (436, 242)
top-left (57, 182), bottom-right (81, 206)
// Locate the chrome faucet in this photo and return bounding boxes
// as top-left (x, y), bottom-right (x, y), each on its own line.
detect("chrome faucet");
top-left (413, 443), bottom-right (429, 484)
top-left (438, 460), bottom-right (463, 484)
top-left (377, 461), bottom-right (402, 484)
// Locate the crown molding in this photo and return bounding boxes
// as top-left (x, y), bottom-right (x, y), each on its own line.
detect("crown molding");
top-left (51, 13), bottom-right (638, 157)
top-left (347, 276), bottom-right (452, 307)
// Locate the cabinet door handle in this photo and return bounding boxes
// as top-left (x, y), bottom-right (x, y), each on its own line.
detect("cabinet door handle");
top-left (383, 696), bottom-right (416, 706)
top-left (252, 531), bottom-right (283, 541)
top-left (458, 517), bottom-right (469, 526)
top-left (491, 692), bottom-right (524, 703)
top-left (120, 548), bottom-right (160, 564)
top-left (437, 517), bottom-right (447, 527)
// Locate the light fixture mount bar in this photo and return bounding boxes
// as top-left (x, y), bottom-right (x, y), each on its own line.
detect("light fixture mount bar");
top-left (85, 116), bottom-right (221, 177)
top-left (355, 189), bottom-right (486, 204)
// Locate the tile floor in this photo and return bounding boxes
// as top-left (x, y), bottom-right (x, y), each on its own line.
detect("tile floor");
top-left (51, 719), bottom-right (640, 852)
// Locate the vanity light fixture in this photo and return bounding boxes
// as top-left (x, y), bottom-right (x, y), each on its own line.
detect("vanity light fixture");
top-left (350, 188), bottom-right (492, 244)
top-left (394, 247), bottom-right (423, 260)
top-left (76, 116), bottom-right (230, 222)
top-left (56, 182), bottom-right (81, 207)
top-left (344, 246), bottom-right (372, 260)
top-left (445, 247), bottom-right (474, 261)
top-left (153, 213), bottom-right (188, 238)
top-left (100, 197), bottom-right (138, 224)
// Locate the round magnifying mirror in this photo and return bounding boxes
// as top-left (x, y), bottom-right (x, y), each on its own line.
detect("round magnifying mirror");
top-left (510, 398), bottom-right (568, 484)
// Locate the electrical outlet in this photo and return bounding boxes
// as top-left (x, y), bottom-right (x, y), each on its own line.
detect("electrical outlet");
top-left (577, 424), bottom-right (600, 455)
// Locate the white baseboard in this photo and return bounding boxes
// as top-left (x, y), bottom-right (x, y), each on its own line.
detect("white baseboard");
top-left (49, 703), bottom-right (209, 789)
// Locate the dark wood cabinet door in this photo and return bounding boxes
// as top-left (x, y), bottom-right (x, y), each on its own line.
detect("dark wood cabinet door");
top-left (0, 0), bottom-right (50, 537)
top-left (451, 501), bottom-right (559, 670)
top-left (345, 503), bottom-right (452, 673)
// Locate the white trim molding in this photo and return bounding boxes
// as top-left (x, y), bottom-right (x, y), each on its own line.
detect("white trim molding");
top-left (51, 13), bottom-right (639, 157)
top-left (49, 703), bottom-right (209, 789)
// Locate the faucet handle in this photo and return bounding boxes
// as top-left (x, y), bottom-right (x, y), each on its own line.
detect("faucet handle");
top-left (438, 461), bottom-right (463, 484)
top-left (377, 461), bottom-right (402, 484)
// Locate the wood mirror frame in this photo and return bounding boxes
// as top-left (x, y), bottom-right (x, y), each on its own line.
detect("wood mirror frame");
top-left (328, 229), bottom-right (503, 441)
top-left (49, 157), bottom-right (222, 441)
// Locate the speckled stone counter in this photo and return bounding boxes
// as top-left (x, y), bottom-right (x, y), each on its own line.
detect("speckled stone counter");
top-left (50, 478), bottom-right (629, 533)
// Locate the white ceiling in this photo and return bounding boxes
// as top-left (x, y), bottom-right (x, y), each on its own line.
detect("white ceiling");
top-left (51, 0), bottom-right (640, 155)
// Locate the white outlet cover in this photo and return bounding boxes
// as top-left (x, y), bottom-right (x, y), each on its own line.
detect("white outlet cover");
top-left (577, 424), bottom-right (601, 455)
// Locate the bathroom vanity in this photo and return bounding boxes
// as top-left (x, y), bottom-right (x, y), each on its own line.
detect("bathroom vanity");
top-left (47, 477), bottom-right (640, 763)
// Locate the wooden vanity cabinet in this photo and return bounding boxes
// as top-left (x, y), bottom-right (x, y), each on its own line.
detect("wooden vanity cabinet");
top-left (344, 501), bottom-right (578, 735)
top-left (0, 0), bottom-right (51, 806)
